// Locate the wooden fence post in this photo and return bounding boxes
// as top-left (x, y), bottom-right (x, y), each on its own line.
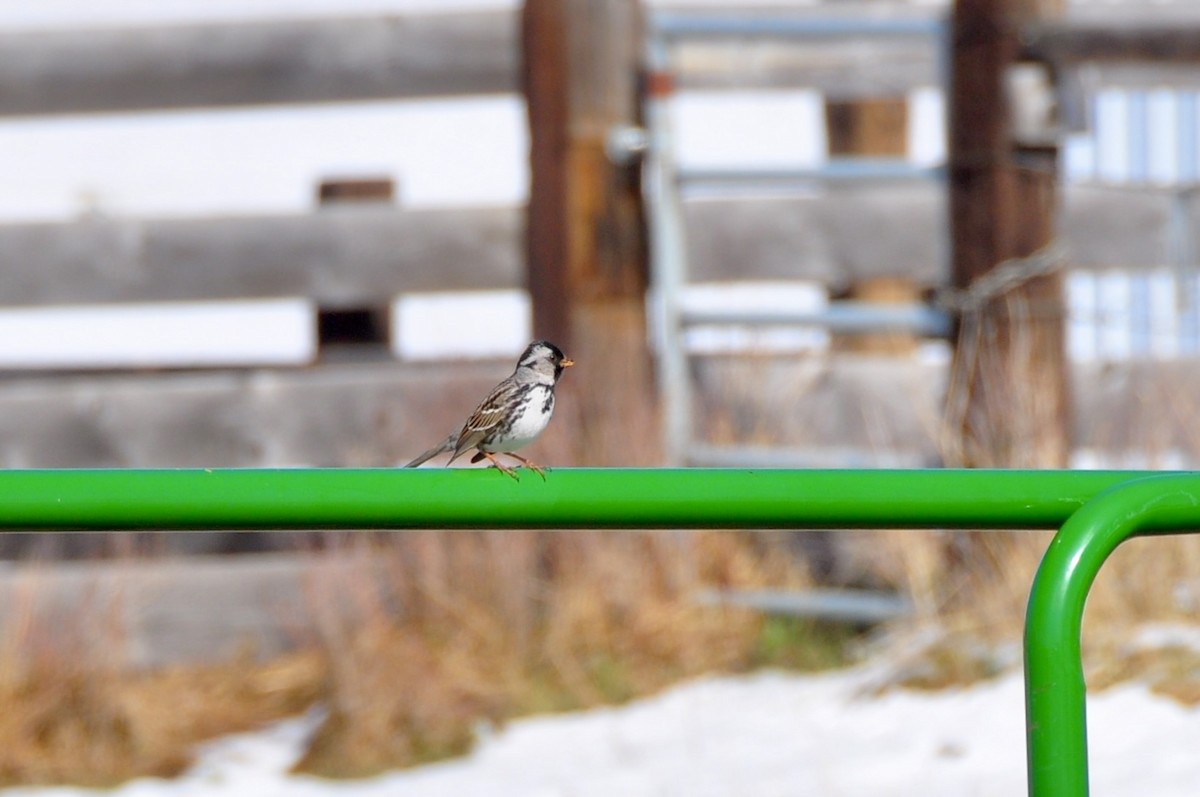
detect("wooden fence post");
top-left (522, 0), bottom-right (654, 465)
top-left (825, 97), bottom-right (920, 356)
top-left (946, 0), bottom-right (1069, 468)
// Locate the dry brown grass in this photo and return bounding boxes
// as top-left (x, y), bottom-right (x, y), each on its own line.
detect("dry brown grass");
top-left (866, 529), bottom-right (1200, 692)
top-left (0, 647), bottom-right (323, 787)
top-left (293, 531), bottom-right (812, 778)
top-left (1090, 644), bottom-right (1200, 704)
top-left (0, 530), bottom-right (824, 785)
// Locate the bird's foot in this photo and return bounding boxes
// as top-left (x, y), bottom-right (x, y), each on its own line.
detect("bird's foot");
top-left (504, 452), bottom-right (547, 481)
top-left (481, 452), bottom-right (522, 481)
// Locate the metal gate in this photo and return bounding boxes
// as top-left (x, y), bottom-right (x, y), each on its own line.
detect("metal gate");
top-left (3, 466), bottom-right (1196, 795)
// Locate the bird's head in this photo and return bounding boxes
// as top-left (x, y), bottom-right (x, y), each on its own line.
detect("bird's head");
top-left (518, 340), bottom-right (574, 382)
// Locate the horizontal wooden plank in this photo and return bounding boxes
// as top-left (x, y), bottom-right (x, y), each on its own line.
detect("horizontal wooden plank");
top-left (0, 358), bottom-right (944, 469)
top-left (1024, 18), bottom-right (1200, 65)
top-left (0, 356), bottom-right (1177, 472)
top-left (3, 195), bottom-right (944, 302)
top-left (16, 6), bottom-right (1200, 118)
top-left (1077, 63), bottom-right (1200, 90)
top-left (0, 6), bottom-right (949, 117)
top-left (0, 185), bottom-right (1188, 306)
top-left (0, 360), bottom-right (531, 469)
top-left (684, 185), bottom-right (946, 288)
top-left (1059, 185), bottom-right (1175, 270)
top-left (0, 12), bottom-right (517, 116)
top-left (688, 183), bottom-right (1200, 281)
top-left (0, 206), bottom-right (524, 305)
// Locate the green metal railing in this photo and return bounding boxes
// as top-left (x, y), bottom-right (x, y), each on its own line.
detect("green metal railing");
top-left (1024, 473), bottom-right (1200, 796)
top-left (0, 467), bottom-right (1196, 795)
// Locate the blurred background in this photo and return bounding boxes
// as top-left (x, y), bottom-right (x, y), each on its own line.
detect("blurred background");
top-left (1, 0), bottom-right (1200, 790)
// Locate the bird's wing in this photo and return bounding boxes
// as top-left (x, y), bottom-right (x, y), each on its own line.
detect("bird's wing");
top-left (451, 379), bottom-right (522, 460)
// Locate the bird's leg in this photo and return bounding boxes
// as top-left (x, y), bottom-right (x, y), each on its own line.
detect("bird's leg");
top-left (478, 451), bottom-right (521, 480)
top-left (501, 452), bottom-right (547, 480)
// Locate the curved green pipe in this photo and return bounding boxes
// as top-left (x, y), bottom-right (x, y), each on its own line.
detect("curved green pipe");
top-left (1, 465), bottom-right (1197, 795)
top-left (1025, 474), bottom-right (1200, 797)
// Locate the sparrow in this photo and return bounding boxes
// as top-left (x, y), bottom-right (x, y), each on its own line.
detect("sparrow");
top-left (403, 340), bottom-right (574, 479)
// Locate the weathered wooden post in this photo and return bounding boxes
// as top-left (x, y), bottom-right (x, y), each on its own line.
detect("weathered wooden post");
top-left (945, 0), bottom-right (1069, 468)
top-left (522, 0), bottom-right (654, 464)
top-left (825, 96), bottom-right (921, 356)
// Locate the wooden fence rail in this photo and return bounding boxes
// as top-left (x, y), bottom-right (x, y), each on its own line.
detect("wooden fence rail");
top-left (0, 12), bottom-right (517, 116)
top-left (0, 207), bottom-right (521, 306)
top-left (0, 186), bottom-right (1187, 308)
top-left (0, 6), bottom-right (951, 118)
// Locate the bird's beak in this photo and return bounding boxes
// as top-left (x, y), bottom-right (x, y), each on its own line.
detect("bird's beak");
top-left (562, 358), bottom-right (575, 368)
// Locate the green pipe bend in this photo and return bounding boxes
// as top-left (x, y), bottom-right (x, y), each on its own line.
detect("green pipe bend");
top-left (1025, 473), bottom-right (1200, 797)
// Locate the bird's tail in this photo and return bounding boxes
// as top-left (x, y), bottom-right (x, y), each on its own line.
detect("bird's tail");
top-left (402, 434), bottom-right (457, 468)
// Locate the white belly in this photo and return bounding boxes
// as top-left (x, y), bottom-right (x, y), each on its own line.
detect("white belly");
top-left (484, 389), bottom-right (554, 453)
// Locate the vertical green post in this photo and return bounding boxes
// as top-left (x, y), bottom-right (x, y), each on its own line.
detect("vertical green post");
top-left (1025, 474), bottom-right (1200, 796)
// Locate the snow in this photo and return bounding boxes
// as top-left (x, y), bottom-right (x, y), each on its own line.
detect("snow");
top-left (4, 666), bottom-right (1198, 796)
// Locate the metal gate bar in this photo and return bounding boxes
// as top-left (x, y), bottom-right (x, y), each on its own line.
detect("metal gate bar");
top-left (1025, 473), bottom-right (1200, 797)
top-left (0, 467), bottom-right (1165, 530)
top-left (0, 466), bottom-right (1195, 796)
